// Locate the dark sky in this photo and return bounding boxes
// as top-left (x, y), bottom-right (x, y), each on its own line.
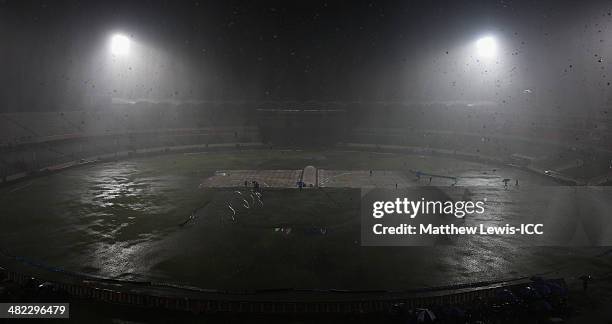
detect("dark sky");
top-left (1, 0), bottom-right (611, 111)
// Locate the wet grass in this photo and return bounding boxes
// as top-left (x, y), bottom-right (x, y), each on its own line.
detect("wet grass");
top-left (0, 150), bottom-right (608, 291)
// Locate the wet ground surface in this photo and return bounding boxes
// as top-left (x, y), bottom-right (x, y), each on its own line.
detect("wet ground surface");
top-left (202, 169), bottom-right (303, 188)
top-left (0, 150), bottom-right (610, 290)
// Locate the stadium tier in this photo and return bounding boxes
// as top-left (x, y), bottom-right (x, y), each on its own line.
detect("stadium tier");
top-left (1, 102), bottom-right (611, 184)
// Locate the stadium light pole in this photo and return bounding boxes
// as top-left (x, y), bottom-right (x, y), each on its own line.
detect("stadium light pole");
top-left (104, 33), bottom-right (134, 107)
top-left (475, 36), bottom-right (497, 59)
top-left (110, 34), bottom-right (131, 56)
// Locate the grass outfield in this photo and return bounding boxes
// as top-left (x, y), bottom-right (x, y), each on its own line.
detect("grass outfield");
top-left (0, 149), bottom-right (610, 291)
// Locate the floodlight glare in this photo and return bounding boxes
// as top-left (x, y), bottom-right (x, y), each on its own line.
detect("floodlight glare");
top-left (476, 36), bottom-right (496, 58)
top-left (110, 34), bottom-right (130, 56)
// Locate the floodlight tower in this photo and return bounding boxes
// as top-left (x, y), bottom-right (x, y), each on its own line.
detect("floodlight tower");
top-left (110, 34), bottom-right (130, 56)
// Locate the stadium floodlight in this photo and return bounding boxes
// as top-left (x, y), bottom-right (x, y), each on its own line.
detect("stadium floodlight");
top-left (475, 36), bottom-right (496, 58)
top-left (110, 34), bottom-right (130, 56)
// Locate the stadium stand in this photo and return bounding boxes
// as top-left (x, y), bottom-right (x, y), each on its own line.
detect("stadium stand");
top-left (1, 102), bottom-right (611, 185)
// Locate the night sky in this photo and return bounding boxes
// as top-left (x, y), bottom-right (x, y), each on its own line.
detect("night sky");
top-left (1, 0), bottom-right (611, 111)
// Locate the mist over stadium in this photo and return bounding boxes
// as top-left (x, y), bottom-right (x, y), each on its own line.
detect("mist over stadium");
top-left (1, 0), bottom-right (612, 323)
